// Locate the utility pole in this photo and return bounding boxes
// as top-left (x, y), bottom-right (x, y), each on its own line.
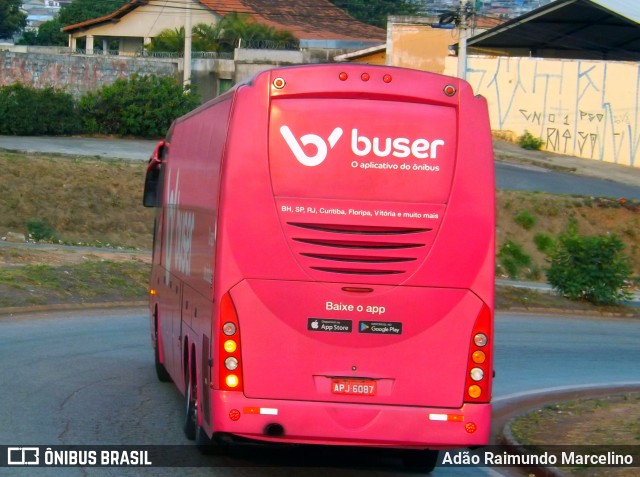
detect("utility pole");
top-left (456, 0), bottom-right (475, 80)
top-left (183, 0), bottom-right (192, 87)
top-left (433, 1), bottom-right (475, 80)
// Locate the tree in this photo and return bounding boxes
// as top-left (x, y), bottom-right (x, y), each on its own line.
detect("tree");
top-left (17, 18), bottom-right (67, 46)
top-left (328, 0), bottom-right (418, 28)
top-left (0, 0), bottom-right (27, 39)
top-left (146, 12), bottom-right (298, 54)
top-left (58, 0), bottom-right (127, 27)
top-left (145, 27), bottom-right (186, 54)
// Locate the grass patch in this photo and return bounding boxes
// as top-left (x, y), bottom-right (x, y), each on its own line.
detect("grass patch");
top-left (0, 259), bottom-right (150, 308)
top-left (510, 394), bottom-right (640, 475)
top-left (0, 151), bottom-right (153, 249)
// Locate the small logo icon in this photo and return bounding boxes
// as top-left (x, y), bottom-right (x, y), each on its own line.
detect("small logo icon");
top-left (360, 322), bottom-right (370, 332)
top-left (311, 320), bottom-right (319, 330)
top-left (280, 126), bottom-right (343, 166)
top-left (7, 447), bottom-right (39, 466)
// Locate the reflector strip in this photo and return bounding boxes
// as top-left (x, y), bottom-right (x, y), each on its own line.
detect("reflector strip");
top-left (243, 407), bottom-right (278, 416)
top-left (429, 413), bottom-right (464, 422)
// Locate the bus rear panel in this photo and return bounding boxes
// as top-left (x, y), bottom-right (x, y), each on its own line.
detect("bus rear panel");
top-left (146, 64), bottom-right (495, 454)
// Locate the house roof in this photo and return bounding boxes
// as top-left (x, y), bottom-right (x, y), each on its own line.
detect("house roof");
top-left (463, 0), bottom-right (640, 61)
top-left (63, 0), bottom-right (386, 43)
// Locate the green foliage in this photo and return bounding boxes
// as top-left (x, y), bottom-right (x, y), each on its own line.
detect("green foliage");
top-left (498, 240), bottom-right (533, 279)
top-left (0, 0), bottom-right (27, 38)
top-left (17, 18), bottom-right (67, 46)
top-left (514, 210), bottom-right (536, 230)
top-left (547, 233), bottom-right (633, 305)
top-left (518, 130), bottom-right (545, 150)
top-left (26, 219), bottom-right (57, 242)
top-left (147, 14), bottom-right (299, 54)
top-left (146, 27), bottom-right (186, 54)
top-left (0, 84), bottom-right (80, 135)
top-left (58, 0), bottom-right (128, 27)
top-left (328, 0), bottom-right (418, 28)
top-left (78, 74), bottom-right (200, 137)
top-left (534, 233), bottom-right (555, 253)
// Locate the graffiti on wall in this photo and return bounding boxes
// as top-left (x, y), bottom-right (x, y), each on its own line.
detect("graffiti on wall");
top-left (465, 57), bottom-right (639, 167)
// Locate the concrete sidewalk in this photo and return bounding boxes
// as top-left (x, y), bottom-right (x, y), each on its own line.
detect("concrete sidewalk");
top-left (493, 139), bottom-right (640, 188)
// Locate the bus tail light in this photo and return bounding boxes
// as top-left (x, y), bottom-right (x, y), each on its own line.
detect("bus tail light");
top-left (218, 293), bottom-right (244, 392)
top-left (464, 304), bottom-right (492, 403)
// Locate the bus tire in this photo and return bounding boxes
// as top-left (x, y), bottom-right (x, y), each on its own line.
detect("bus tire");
top-left (154, 340), bottom-right (172, 383)
top-left (195, 425), bottom-right (216, 454)
top-left (153, 319), bottom-right (171, 382)
top-left (402, 449), bottom-right (438, 474)
top-left (183, 367), bottom-right (197, 440)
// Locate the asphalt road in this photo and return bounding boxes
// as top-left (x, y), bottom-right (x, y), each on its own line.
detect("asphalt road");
top-left (2, 135), bottom-right (640, 199)
top-left (0, 309), bottom-right (638, 476)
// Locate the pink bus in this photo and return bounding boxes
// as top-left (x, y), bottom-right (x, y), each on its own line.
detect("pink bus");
top-left (143, 64), bottom-right (494, 472)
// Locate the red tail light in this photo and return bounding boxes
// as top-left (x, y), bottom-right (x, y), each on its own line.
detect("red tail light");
top-left (218, 293), bottom-right (244, 392)
top-left (464, 304), bottom-right (492, 403)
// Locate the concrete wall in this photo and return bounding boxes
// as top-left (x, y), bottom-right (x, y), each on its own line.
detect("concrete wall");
top-left (387, 16), bottom-right (455, 74)
top-left (0, 51), bottom-right (178, 97)
top-left (0, 48), bottom-right (306, 102)
top-left (444, 56), bottom-right (640, 168)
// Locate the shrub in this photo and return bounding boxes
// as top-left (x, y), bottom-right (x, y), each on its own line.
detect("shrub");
top-left (533, 233), bottom-right (555, 253)
top-left (498, 240), bottom-right (532, 279)
top-left (78, 74), bottom-right (200, 138)
top-left (514, 210), bottom-right (536, 230)
top-left (518, 130), bottom-right (544, 150)
top-left (546, 233), bottom-right (633, 305)
top-left (26, 219), bottom-right (57, 242)
top-left (0, 84), bottom-right (80, 135)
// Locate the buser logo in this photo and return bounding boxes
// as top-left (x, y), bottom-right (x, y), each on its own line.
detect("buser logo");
top-left (280, 126), bottom-right (446, 167)
top-left (280, 126), bottom-right (343, 166)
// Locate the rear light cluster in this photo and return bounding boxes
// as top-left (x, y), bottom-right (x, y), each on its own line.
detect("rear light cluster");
top-left (218, 293), bottom-right (244, 391)
top-left (464, 304), bottom-right (492, 402)
top-left (338, 72), bottom-right (393, 83)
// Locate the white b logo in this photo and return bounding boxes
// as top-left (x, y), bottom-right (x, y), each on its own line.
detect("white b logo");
top-left (280, 126), bottom-right (343, 166)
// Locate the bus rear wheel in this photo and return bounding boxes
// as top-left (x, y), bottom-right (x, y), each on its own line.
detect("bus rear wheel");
top-left (183, 368), bottom-right (197, 440)
top-left (153, 319), bottom-right (171, 382)
top-left (402, 449), bottom-right (439, 474)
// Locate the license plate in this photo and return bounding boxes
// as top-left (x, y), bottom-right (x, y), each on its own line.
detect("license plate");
top-left (331, 378), bottom-right (377, 396)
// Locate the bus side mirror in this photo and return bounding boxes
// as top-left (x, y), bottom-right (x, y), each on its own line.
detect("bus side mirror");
top-left (143, 141), bottom-right (167, 208)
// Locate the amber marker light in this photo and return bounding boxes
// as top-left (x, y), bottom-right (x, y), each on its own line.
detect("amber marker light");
top-left (226, 374), bottom-right (239, 388)
top-left (224, 340), bottom-right (237, 353)
top-left (472, 350), bottom-right (486, 364)
top-left (468, 385), bottom-right (482, 399)
top-left (273, 77), bottom-right (286, 89)
top-left (149, 289), bottom-right (157, 296)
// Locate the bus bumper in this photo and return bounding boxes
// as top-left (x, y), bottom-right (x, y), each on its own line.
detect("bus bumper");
top-left (209, 393), bottom-right (491, 448)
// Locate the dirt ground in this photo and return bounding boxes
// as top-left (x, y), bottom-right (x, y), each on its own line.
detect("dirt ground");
top-left (0, 244), bottom-right (150, 267)
top-left (509, 393), bottom-right (640, 477)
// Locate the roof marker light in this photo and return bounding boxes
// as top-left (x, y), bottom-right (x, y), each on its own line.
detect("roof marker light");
top-left (361, 73), bottom-right (370, 82)
top-left (273, 77), bottom-right (286, 89)
top-left (444, 84), bottom-right (457, 96)
top-left (339, 72), bottom-right (348, 81)
top-left (383, 74), bottom-right (392, 83)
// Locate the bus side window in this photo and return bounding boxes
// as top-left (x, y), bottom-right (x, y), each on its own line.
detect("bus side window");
top-left (143, 141), bottom-right (168, 207)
